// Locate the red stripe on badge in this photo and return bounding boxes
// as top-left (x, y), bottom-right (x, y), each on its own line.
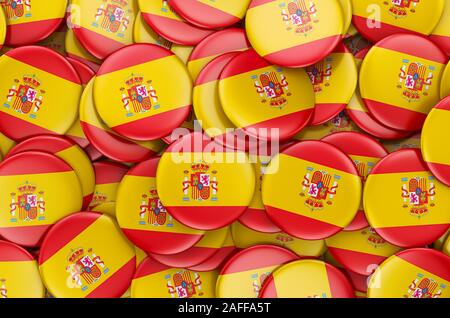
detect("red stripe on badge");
top-left (67, 57), bottom-right (95, 85)
top-left (325, 263), bottom-right (354, 298)
top-left (396, 249), bottom-right (450, 282)
top-left (321, 132), bottom-right (388, 158)
top-left (134, 257), bottom-right (171, 279)
top-left (5, 18), bottom-right (64, 47)
top-left (96, 44), bottom-right (174, 76)
top-left (258, 274), bottom-right (278, 298)
top-left (112, 105), bottom-right (191, 141)
top-left (219, 49), bottom-right (271, 79)
top-left (327, 247), bottom-right (388, 275)
top-left (151, 246), bottom-right (220, 268)
top-left (127, 157), bottom-right (159, 178)
top-left (93, 161), bottom-right (128, 184)
top-left (0, 110), bottom-right (59, 141)
top-left (370, 149), bottom-right (427, 174)
top-left (239, 208), bottom-right (281, 233)
top-left (429, 34), bottom-right (450, 56)
top-left (344, 211), bottom-right (369, 231)
top-left (188, 246), bottom-right (237, 272)
top-left (195, 52), bottom-right (239, 85)
top-left (263, 35), bottom-right (343, 68)
top-left (265, 205), bottom-right (342, 240)
top-left (425, 161), bottom-right (450, 186)
top-left (0, 151), bottom-right (73, 175)
top-left (0, 240), bottom-right (35, 261)
top-left (6, 46), bottom-right (81, 84)
top-left (38, 213), bottom-right (102, 264)
top-left (121, 228), bottom-right (203, 255)
top-left (67, 53), bottom-right (101, 72)
top-left (311, 103), bottom-right (347, 126)
top-left (248, 0), bottom-right (276, 9)
top-left (73, 27), bottom-right (126, 60)
top-left (0, 224), bottom-right (51, 248)
top-left (86, 257), bottom-right (136, 298)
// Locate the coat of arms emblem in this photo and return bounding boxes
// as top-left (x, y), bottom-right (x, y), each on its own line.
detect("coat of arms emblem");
top-left (182, 162), bottom-right (218, 202)
top-left (10, 182), bottom-right (45, 222)
top-left (401, 176), bottom-right (436, 218)
top-left (306, 58), bottom-right (333, 93)
top-left (252, 69), bottom-right (291, 109)
top-left (93, 0), bottom-right (130, 35)
top-left (300, 168), bottom-right (339, 211)
top-left (120, 74), bottom-right (159, 117)
top-left (4, 75), bottom-right (45, 119)
top-left (280, 0), bottom-right (318, 35)
top-left (385, 0), bottom-right (420, 19)
top-left (405, 273), bottom-right (445, 298)
top-left (139, 188), bottom-right (173, 226)
top-left (398, 60), bottom-right (434, 102)
top-left (0, 0), bottom-right (32, 20)
top-left (166, 270), bottom-right (203, 298)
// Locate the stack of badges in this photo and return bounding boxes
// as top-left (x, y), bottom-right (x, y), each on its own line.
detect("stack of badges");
top-left (2, 0), bottom-right (450, 300)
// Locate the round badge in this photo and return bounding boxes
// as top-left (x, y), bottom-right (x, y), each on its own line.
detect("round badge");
top-left (422, 96), bottom-right (450, 186)
top-left (359, 34), bottom-right (448, 131)
top-left (262, 141), bottom-right (362, 240)
top-left (3, 0), bottom-right (67, 47)
top-left (138, 0), bottom-right (214, 46)
top-left (246, 0), bottom-right (345, 68)
top-left (0, 6), bottom-right (6, 49)
top-left (188, 28), bottom-right (250, 81)
top-left (149, 226), bottom-right (228, 268)
top-left (80, 78), bottom-right (164, 163)
top-left (364, 149), bottom-right (450, 248)
top-left (89, 161), bottom-right (128, 209)
top-left (133, 11), bottom-right (194, 64)
top-left (307, 43), bottom-right (357, 126)
top-left (65, 58), bottom-right (95, 149)
top-left (157, 132), bottom-right (255, 231)
top-left (94, 44), bottom-right (192, 141)
top-left (368, 248), bottom-right (450, 298)
top-left (6, 135), bottom-right (95, 210)
top-left (0, 132), bottom-right (15, 157)
top-left (441, 62), bottom-right (450, 99)
top-left (65, 28), bottom-right (102, 72)
top-left (325, 227), bottom-right (403, 276)
top-left (239, 156), bottom-right (281, 233)
top-left (293, 111), bottom-right (361, 142)
top-left (39, 212), bottom-right (136, 298)
top-left (0, 240), bottom-right (45, 298)
top-left (91, 201), bottom-right (116, 219)
top-left (70, 0), bottom-right (137, 59)
top-left (116, 157), bottom-right (205, 255)
top-left (0, 46), bottom-right (82, 141)
top-left (216, 245), bottom-right (298, 298)
top-left (168, 0), bottom-right (250, 29)
top-left (430, 0), bottom-right (450, 56)
top-left (188, 228), bottom-right (237, 272)
top-left (219, 49), bottom-right (315, 142)
top-left (351, 0), bottom-right (445, 43)
top-left (131, 256), bottom-right (217, 298)
top-left (259, 259), bottom-right (354, 298)
top-left (382, 133), bottom-right (421, 153)
top-left (321, 132), bottom-right (388, 231)
top-left (193, 52), bottom-right (249, 150)
top-left (0, 151), bottom-right (82, 247)
top-left (231, 221), bottom-right (326, 258)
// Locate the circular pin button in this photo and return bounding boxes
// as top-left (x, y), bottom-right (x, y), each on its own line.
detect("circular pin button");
top-left (368, 248), bottom-right (450, 298)
top-left (351, 0), bottom-right (445, 43)
top-left (188, 228), bottom-right (237, 272)
top-left (246, 0), bottom-right (345, 68)
top-left (307, 43), bottom-right (357, 125)
top-left (116, 157), bottom-right (205, 255)
top-left (131, 256), bottom-right (217, 298)
top-left (0, 151), bottom-right (82, 247)
top-left (149, 226), bottom-right (228, 268)
top-left (422, 96), bottom-right (450, 186)
top-left (441, 62), bottom-right (450, 99)
top-left (65, 28), bottom-right (101, 72)
top-left (3, 0), bottom-right (67, 47)
top-left (231, 221), bottom-right (326, 258)
top-left (219, 49), bottom-right (315, 142)
top-left (0, 7), bottom-right (6, 49)
top-left (138, 0), bottom-right (214, 46)
top-left (216, 245), bottom-right (298, 298)
top-left (430, 0), bottom-right (450, 56)
top-left (321, 132), bottom-right (388, 231)
top-left (133, 11), bottom-right (194, 64)
top-left (325, 227), bottom-right (403, 276)
top-left (259, 259), bottom-right (354, 298)
top-left (80, 78), bottom-right (164, 163)
top-left (364, 149), bottom-right (450, 248)
top-left (0, 46), bottom-right (82, 141)
top-left (263, 140), bottom-right (362, 240)
top-left (359, 34), bottom-right (448, 132)
top-left (70, 0), bottom-right (137, 59)
top-left (169, 0), bottom-right (250, 29)
top-left (89, 161), bottom-right (128, 209)
top-left (94, 44), bottom-right (192, 141)
top-left (188, 28), bottom-right (250, 82)
top-left (0, 240), bottom-right (45, 298)
top-left (6, 135), bottom-right (95, 210)
top-left (157, 132), bottom-right (255, 231)
top-left (39, 212), bottom-right (136, 298)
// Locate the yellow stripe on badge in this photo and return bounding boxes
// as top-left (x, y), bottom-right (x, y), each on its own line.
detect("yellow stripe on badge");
top-left (94, 54), bottom-right (190, 127)
top-left (368, 255), bottom-right (450, 298)
top-left (65, 28), bottom-right (102, 66)
top-left (117, 175), bottom-right (202, 235)
top-left (90, 183), bottom-right (120, 207)
top-left (360, 47), bottom-right (445, 114)
top-left (139, 0), bottom-right (183, 21)
top-left (246, 0), bottom-right (343, 56)
top-left (3, 0), bottom-right (67, 25)
top-left (0, 171), bottom-right (82, 228)
top-left (0, 55), bottom-right (81, 134)
top-left (0, 260), bottom-right (45, 298)
top-left (422, 107), bottom-right (450, 166)
top-left (364, 172), bottom-right (450, 228)
top-left (39, 214), bottom-right (135, 298)
top-left (197, 0), bottom-right (247, 18)
top-left (0, 7), bottom-right (6, 45)
top-left (263, 154), bottom-right (361, 228)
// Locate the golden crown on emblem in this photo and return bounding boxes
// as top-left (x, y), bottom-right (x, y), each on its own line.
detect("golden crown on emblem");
top-left (68, 248), bottom-right (85, 263)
